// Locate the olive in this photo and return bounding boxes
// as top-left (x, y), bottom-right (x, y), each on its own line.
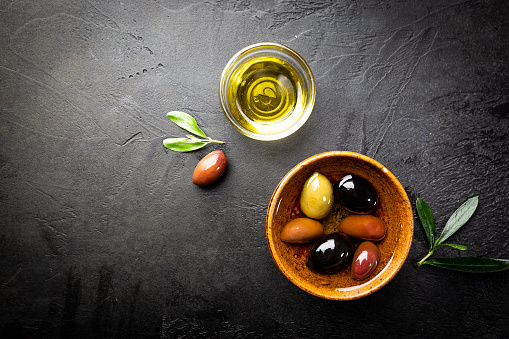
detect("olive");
top-left (333, 174), bottom-right (378, 214)
top-left (300, 172), bottom-right (334, 219)
top-left (351, 241), bottom-right (380, 280)
top-left (192, 150), bottom-right (228, 186)
top-left (338, 214), bottom-right (386, 241)
top-left (280, 218), bottom-right (324, 243)
top-left (306, 233), bottom-right (354, 273)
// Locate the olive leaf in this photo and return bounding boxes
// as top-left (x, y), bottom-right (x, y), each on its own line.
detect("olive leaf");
top-left (416, 196), bottom-right (509, 273)
top-left (434, 243), bottom-right (467, 251)
top-left (167, 111), bottom-right (207, 138)
top-left (163, 111), bottom-right (224, 152)
top-left (416, 198), bottom-right (435, 250)
top-left (163, 138), bottom-right (207, 152)
top-left (435, 196), bottom-right (478, 246)
top-left (423, 258), bottom-right (509, 273)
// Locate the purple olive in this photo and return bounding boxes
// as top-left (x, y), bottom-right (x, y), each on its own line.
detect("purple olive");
top-left (351, 241), bottom-right (380, 280)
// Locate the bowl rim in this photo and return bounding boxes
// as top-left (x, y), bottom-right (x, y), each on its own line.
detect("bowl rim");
top-left (266, 151), bottom-right (414, 300)
top-left (218, 42), bottom-right (316, 141)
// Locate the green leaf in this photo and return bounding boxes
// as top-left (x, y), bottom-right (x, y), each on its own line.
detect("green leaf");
top-left (167, 111), bottom-right (207, 138)
top-left (163, 138), bottom-right (207, 152)
top-left (416, 198), bottom-right (435, 250)
top-left (422, 257), bottom-right (509, 273)
top-left (436, 196), bottom-right (479, 245)
top-left (435, 243), bottom-right (467, 250)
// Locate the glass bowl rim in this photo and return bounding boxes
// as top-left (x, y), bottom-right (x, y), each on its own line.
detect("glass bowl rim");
top-left (219, 42), bottom-right (316, 141)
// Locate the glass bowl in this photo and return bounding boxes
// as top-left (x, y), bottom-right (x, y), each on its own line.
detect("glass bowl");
top-left (219, 43), bottom-right (316, 141)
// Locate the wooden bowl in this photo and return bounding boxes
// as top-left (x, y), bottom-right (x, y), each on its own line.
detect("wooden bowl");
top-left (266, 151), bottom-right (413, 300)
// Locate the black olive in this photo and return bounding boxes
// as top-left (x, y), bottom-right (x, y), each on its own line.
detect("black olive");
top-left (334, 174), bottom-right (378, 214)
top-left (306, 233), bottom-right (354, 273)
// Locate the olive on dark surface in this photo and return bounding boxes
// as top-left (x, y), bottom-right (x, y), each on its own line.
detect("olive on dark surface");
top-left (306, 232), bottom-right (354, 273)
top-left (192, 150), bottom-right (228, 186)
top-left (333, 174), bottom-right (378, 214)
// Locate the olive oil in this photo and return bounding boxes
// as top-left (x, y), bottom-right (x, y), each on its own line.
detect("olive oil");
top-left (220, 43), bottom-right (315, 140)
top-left (226, 56), bottom-right (307, 135)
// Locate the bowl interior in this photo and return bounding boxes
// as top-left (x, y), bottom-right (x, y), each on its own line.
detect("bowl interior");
top-left (266, 152), bottom-right (413, 300)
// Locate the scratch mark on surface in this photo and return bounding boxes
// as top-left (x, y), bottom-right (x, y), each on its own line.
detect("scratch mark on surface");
top-left (85, 0), bottom-right (121, 30)
top-left (120, 132), bottom-right (143, 146)
top-left (25, 181), bottom-right (59, 204)
top-left (149, 0), bottom-right (199, 13)
top-left (8, 12), bottom-right (119, 88)
top-left (0, 66), bottom-right (111, 141)
top-left (365, 26), bottom-right (438, 158)
top-left (45, 271), bottom-right (62, 282)
top-left (6, 13), bottom-right (165, 144)
top-left (232, 200), bottom-right (267, 212)
top-left (108, 168), bottom-right (134, 198)
top-left (0, 114), bottom-right (107, 142)
top-left (391, 0), bottom-right (482, 35)
top-left (115, 96), bottom-right (168, 137)
top-left (269, 1), bottom-right (336, 30)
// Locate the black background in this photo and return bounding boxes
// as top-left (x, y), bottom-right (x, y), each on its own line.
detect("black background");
top-left (1, 1), bottom-right (509, 338)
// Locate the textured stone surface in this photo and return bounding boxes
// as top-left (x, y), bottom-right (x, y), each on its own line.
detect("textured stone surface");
top-left (1, 0), bottom-right (508, 337)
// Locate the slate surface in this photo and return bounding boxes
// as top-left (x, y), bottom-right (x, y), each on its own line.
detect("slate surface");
top-left (1, 0), bottom-right (508, 338)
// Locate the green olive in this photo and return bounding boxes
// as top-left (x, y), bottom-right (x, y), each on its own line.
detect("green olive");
top-left (299, 172), bottom-right (334, 219)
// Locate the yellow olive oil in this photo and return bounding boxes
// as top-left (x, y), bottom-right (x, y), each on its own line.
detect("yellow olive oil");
top-left (227, 56), bottom-right (307, 135)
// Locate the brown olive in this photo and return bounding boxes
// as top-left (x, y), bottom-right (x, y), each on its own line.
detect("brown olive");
top-left (192, 150), bottom-right (228, 186)
top-left (333, 174), bottom-right (378, 214)
top-left (338, 214), bottom-right (386, 241)
top-left (306, 233), bottom-right (354, 273)
top-left (280, 218), bottom-right (324, 243)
